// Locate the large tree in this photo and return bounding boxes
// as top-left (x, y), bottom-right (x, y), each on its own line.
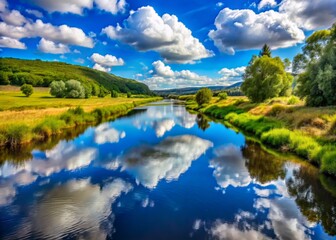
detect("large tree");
top-left (259, 44), bottom-right (272, 57)
top-left (241, 55), bottom-right (293, 103)
top-left (296, 24), bottom-right (336, 106)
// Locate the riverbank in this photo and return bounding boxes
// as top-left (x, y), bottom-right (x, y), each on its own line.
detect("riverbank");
top-left (186, 96), bottom-right (336, 176)
top-left (0, 86), bottom-right (161, 147)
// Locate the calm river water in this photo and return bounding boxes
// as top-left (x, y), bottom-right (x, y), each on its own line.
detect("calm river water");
top-left (0, 100), bottom-right (336, 240)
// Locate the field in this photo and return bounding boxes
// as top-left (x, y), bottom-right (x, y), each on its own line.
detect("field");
top-left (0, 86), bottom-right (161, 146)
top-left (0, 86), bottom-right (157, 127)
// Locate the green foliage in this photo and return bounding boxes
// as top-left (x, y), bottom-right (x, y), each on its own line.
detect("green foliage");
top-left (218, 92), bottom-right (228, 100)
top-left (50, 81), bottom-right (66, 98)
top-left (20, 84), bottom-right (33, 97)
top-left (295, 24), bottom-right (336, 106)
top-left (0, 58), bottom-right (153, 95)
top-left (287, 96), bottom-right (300, 105)
top-left (0, 72), bottom-right (10, 85)
top-left (321, 151), bottom-right (336, 175)
top-left (259, 44), bottom-right (272, 57)
top-left (65, 79), bottom-right (85, 99)
top-left (195, 88), bottom-right (212, 106)
top-left (241, 55), bottom-right (293, 102)
top-left (2, 125), bottom-right (31, 146)
top-left (98, 87), bottom-right (109, 98)
top-left (33, 118), bottom-right (66, 137)
top-left (111, 90), bottom-right (118, 98)
top-left (127, 92), bottom-right (132, 98)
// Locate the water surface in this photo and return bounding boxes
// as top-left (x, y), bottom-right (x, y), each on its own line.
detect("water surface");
top-left (0, 100), bottom-right (336, 239)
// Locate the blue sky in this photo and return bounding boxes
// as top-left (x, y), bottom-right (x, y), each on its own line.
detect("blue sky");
top-left (0, 0), bottom-right (335, 89)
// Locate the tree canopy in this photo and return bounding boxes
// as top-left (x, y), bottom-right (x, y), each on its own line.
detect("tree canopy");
top-left (20, 84), bottom-right (33, 97)
top-left (259, 44), bottom-right (272, 57)
top-left (195, 88), bottom-right (212, 105)
top-left (241, 55), bottom-right (292, 103)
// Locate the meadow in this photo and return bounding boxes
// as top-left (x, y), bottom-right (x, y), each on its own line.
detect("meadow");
top-left (0, 86), bottom-right (161, 146)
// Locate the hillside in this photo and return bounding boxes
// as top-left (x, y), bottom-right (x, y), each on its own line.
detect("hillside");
top-left (154, 82), bottom-right (243, 96)
top-left (0, 58), bottom-right (153, 95)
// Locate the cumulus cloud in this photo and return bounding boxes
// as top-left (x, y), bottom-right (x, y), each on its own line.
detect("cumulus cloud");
top-left (0, 36), bottom-right (26, 49)
top-left (102, 6), bottom-right (213, 63)
top-left (28, 0), bottom-right (126, 15)
top-left (143, 60), bottom-right (245, 90)
top-left (95, 0), bottom-right (127, 14)
top-left (0, 9), bottom-right (26, 26)
top-left (279, 0), bottom-right (336, 30)
top-left (258, 0), bottom-right (277, 10)
top-left (28, 0), bottom-right (94, 15)
top-left (209, 8), bottom-right (305, 54)
top-left (118, 135), bottom-right (213, 188)
top-left (90, 53), bottom-right (124, 72)
top-left (38, 38), bottom-right (70, 54)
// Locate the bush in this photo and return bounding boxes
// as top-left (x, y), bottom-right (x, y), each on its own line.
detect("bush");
top-left (127, 92), bottom-right (132, 98)
top-left (65, 79), bottom-right (85, 99)
top-left (5, 125), bottom-right (30, 145)
top-left (20, 84), bottom-right (33, 97)
top-left (111, 90), bottom-right (118, 98)
top-left (261, 128), bottom-right (291, 147)
top-left (287, 96), bottom-right (300, 105)
top-left (218, 92), bottom-right (228, 100)
top-left (0, 72), bottom-right (10, 85)
top-left (195, 88), bottom-right (212, 106)
top-left (321, 151), bottom-right (336, 175)
top-left (50, 81), bottom-right (66, 98)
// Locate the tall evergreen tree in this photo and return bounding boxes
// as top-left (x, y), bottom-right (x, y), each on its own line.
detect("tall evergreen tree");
top-left (259, 44), bottom-right (272, 57)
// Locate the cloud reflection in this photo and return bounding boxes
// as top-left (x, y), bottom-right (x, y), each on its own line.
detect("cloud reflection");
top-left (94, 123), bottom-right (126, 144)
top-left (210, 144), bottom-right (251, 188)
top-left (119, 135), bottom-right (213, 188)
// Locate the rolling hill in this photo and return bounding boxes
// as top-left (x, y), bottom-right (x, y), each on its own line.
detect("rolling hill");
top-left (0, 58), bottom-right (153, 95)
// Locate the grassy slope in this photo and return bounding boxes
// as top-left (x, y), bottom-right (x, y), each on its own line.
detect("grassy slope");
top-left (185, 96), bottom-right (336, 176)
top-left (0, 87), bottom-right (161, 146)
top-left (0, 58), bottom-right (152, 95)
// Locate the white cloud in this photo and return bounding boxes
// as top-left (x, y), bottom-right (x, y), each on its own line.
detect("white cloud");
top-left (0, 36), bottom-right (26, 49)
top-left (102, 6), bottom-right (213, 63)
top-left (209, 8), bottom-right (305, 54)
top-left (0, 19), bottom-right (94, 50)
top-left (279, 0), bottom-right (336, 30)
top-left (90, 53), bottom-right (124, 72)
top-left (0, 0), bottom-right (7, 12)
top-left (38, 38), bottom-right (70, 54)
top-left (216, 2), bottom-right (224, 7)
top-left (258, 0), bottom-right (277, 10)
top-left (0, 9), bottom-right (26, 26)
top-left (25, 9), bottom-right (43, 18)
top-left (28, 0), bottom-right (94, 14)
top-left (95, 0), bottom-right (126, 14)
top-left (28, 0), bottom-right (126, 15)
top-left (143, 61), bottom-right (245, 90)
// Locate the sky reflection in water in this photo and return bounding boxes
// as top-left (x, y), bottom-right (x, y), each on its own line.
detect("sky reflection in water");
top-left (0, 100), bottom-right (335, 240)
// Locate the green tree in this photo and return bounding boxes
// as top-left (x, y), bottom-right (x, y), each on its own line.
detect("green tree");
top-left (195, 88), bottom-right (212, 105)
top-left (65, 79), bottom-right (85, 99)
top-left (0, 72), bottom-right (9, 85)
top-left (20, 84), bottom-right (33, 97)
top-left (127, 92), bottom-right (132, 98)
top-left (50, 81), bottom-right (66, 98)
top-left (296, 24), bottom-right (336, 106)
top-left (111, 90), bottom-right (118, 98)
top-left (259, 44), bottom-right (272, 57)
top-left (241, 56), bottom-right (293, 102)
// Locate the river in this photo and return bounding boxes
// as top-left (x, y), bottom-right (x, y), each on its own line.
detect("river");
top-left (0, 100), bottom-right (335, 239)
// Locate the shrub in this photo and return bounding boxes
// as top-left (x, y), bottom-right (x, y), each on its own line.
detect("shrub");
top-left (0, 72), bottom-right (10, 85)
top-left (287, 96), bottom-right (300, 105)
top-left (50, 81), bottom-right (66, 98)
top-left (65, 79), bottom-right (85, 99)
top-left (321, 151), bottom-right (336, 175)
top-left (127, 92), bottom-right (132, 98)
top-left (20, 84), bottom-right (33, 97)
top-left (218, 92), bottom-right (228, 100)
top-left (5, 125), bottom-right (30, 145)
top-left (111, 90), bottom-right (118, 98)
top-left (261, 128), bottom-right (291, 147)
top-left (195, 88), bottom-right (212, 106)
top-left (34, 118), bottom-right (66, 137)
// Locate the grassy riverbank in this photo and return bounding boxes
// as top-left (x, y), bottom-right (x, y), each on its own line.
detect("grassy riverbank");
top-left (186, 96), bottom-right (336, 176)
top-left (0, 86), bottom-right (161, 147)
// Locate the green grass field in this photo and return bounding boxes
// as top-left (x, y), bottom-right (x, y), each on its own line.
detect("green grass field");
top-left (0, 86), bottom-right (159, 127)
